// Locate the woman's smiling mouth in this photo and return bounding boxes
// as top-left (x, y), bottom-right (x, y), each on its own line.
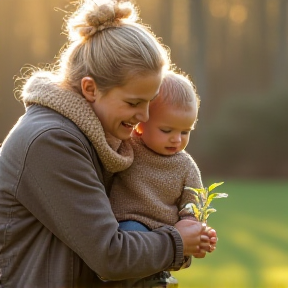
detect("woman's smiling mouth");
top-left (122, 122), bottom-right (136, 129)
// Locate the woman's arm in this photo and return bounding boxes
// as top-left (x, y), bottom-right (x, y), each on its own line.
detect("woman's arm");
top-left (17, 128), bottom-right (187, 280)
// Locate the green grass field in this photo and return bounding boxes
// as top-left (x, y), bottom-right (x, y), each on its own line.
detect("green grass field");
top-left (171, 179), bottom-right (288, 288)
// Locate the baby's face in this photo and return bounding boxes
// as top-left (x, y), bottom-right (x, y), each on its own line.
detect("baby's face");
top-left (138, 101), bottom-right (197, 155)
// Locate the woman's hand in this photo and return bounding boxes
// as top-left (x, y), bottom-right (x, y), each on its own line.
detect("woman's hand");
top-left (175, 220), bottom-right (218, 258)
top-left (174, 219), bottom-right (210, 256)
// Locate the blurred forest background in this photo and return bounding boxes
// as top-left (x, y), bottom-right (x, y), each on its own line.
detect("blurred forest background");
top-left (0, 1), bottom-right (288, 288)
top-left (1, 0), bottom-right (287, 179)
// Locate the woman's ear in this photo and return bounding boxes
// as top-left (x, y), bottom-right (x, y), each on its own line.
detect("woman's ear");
top-left (81, 77), bottom-right (98, 103)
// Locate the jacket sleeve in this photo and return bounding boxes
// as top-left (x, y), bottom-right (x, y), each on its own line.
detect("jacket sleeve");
top-left (17, 128), bottom-right (185, 280)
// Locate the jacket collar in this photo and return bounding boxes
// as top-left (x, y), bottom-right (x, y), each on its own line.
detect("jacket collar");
top-left (22, 72), bottom-right (133, 173)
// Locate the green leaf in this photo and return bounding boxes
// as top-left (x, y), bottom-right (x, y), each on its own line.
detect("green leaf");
top-left (206, 208), bottom-right (217, 215)
top-left (197, 187), bottom-right (208, 195)
top-left (190, 203), bottom-right (201, 221)
top-left (213, 192), bottom-right (228, 199)
top-left (204, 193), bottom-right (217, 209)
top-left (184, 187), bottom-right (200, 195)
top-left (204, 192), bottom-right (228, 210)
top-left (203, 208), bottom-right (217, 222)
top-left (180, 203), bottom-right (201, 221)
top-left (208, 182), bottom-right (224, 192)
top-left (183, 181), bottom-right (227, 223)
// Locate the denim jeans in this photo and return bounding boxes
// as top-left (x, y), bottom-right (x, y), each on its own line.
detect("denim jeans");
top-left (119, 220), bottom-right (150, 232)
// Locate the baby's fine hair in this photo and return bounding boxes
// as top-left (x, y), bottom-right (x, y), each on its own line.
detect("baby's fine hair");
top-left (151, 70), bottom-right (200, 110)
top-left (59, 0), bottom-right (170, 94)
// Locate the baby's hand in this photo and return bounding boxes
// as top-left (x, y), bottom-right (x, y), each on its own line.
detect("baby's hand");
top-left (205, 226), bottom-right (217, 253)
top-left (204, 226), bottom-right (218, 253)
top-left (192, 226), bottom-right (218, 258)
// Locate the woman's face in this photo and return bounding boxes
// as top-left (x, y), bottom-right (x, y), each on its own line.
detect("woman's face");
top-left (91, 73), bottom-right (162, 140)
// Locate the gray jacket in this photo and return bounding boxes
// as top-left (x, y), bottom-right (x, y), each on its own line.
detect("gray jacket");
top-left (0, 105), bottom-right (184, 288)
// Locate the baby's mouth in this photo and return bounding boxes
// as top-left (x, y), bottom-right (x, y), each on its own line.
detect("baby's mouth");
top-left (165, 147), bottom-right (177, 152)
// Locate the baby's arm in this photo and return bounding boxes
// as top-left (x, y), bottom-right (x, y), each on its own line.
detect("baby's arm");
top-left (178, 153), bottom-right (203, 212)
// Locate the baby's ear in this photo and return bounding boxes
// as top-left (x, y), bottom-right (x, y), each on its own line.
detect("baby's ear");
top-left (81, 77), bottom-right (98, 103)
top-left (134, 123), bottom-right (144, 135)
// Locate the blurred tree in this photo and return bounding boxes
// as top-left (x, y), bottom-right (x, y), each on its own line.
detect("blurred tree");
top-left (1, 0), bottom-right (287, 178)
top-left (137, 0), bottom-right (173, 45)
top-left (189, 0), bottom-right (208, 101)
top-left (0, 0), bottom-right (67, 142)
top-left (190, 88), bottom-right (288, 178)
top-left (273, 0), bottom-right (288, 88)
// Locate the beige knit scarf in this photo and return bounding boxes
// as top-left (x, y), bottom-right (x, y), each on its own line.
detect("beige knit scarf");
top-left (22, 72), bottom-right (134, 173)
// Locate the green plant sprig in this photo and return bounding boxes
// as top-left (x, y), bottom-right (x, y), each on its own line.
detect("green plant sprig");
top-left (179, 182), bottom-right (228, 223)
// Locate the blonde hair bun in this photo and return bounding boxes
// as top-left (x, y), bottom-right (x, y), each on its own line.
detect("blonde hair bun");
top-left (68, 0), bottom-right (137, 41)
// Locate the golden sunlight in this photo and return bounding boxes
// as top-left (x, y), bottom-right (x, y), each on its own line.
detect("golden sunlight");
top-left (266, 1), bottom-right (278, 19)
top-left (209, 0), bottom-right (229, 18)
top-left (174, 263), bottom-right (251, 288)
top-left (171, 0), bottom-right (189, 46)
top-left (262, 267), bottom-right (288, 288)
top-left (15, 0), bottom-right (50, 58)
top-left (229, 4), bottom-right (248, 24)
top-left (30, 0), bottom-right (50, 57)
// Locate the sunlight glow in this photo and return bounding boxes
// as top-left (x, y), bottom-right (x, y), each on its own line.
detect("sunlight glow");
top-left (172, 181), bottom-right (288, 288)
top-left (173, 264), bottom-right (251, 288)
top-left (171, 0), bottom-right (189, 46)
top-left (229, 229), bottom-right (287, 265)
top-left (29, 0), bottom-right (50, 57)
top-left (229, 4), bottom-right (248, 24)
top-left (266, 1), bottom-right (278, 18)
top-left (262, 267), bottom-right (288, 288)
top-left (213, 263), bottom-right (250, 288)
top-left (209, 0), bottom-right (229, 18)
top-left (13, 0), bottom-right (51, 58)
top-left (14, 21), bottom-right (30, 39)
top-left (31, 38), bottom-right (49, 57)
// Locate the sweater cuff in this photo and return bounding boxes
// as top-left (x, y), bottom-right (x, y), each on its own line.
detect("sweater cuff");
top-left (157, 225), bottom-right (186, 271)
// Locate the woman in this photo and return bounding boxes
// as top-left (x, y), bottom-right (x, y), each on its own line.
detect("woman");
top-left (0, 1), bottom-right (216, 287)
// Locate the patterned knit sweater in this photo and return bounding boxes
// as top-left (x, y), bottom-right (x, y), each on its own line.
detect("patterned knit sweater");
top-left (109, 135), bottom-right (204, 230)
top-left (21, 72), bottom-right (134, 174)
top-left (22, 72), bottom-right (203, 231)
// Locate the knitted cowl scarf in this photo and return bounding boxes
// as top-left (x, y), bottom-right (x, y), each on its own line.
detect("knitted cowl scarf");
top-left (21, 72), bottom-right (134, 173)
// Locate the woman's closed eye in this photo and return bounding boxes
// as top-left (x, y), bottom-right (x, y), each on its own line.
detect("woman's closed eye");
top-left (160, 129), bottom-right (171, 133)
top-left (127, 102), bottom-right (140, 107)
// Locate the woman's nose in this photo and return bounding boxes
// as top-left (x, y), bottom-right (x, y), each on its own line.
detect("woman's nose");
top-left (136, 105), bottom-right (149, 123)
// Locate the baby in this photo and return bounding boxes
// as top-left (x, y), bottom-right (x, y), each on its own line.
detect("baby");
top-left (110, 70), bottom-right (203, 231)
top-left (108, 70), bottom-right (215, 286)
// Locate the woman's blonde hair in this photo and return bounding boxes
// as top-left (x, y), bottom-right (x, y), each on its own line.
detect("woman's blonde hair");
top-left (57, 0), bottom-right (170, 94)
top-left (15, 0), bottom-right (170, 97)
